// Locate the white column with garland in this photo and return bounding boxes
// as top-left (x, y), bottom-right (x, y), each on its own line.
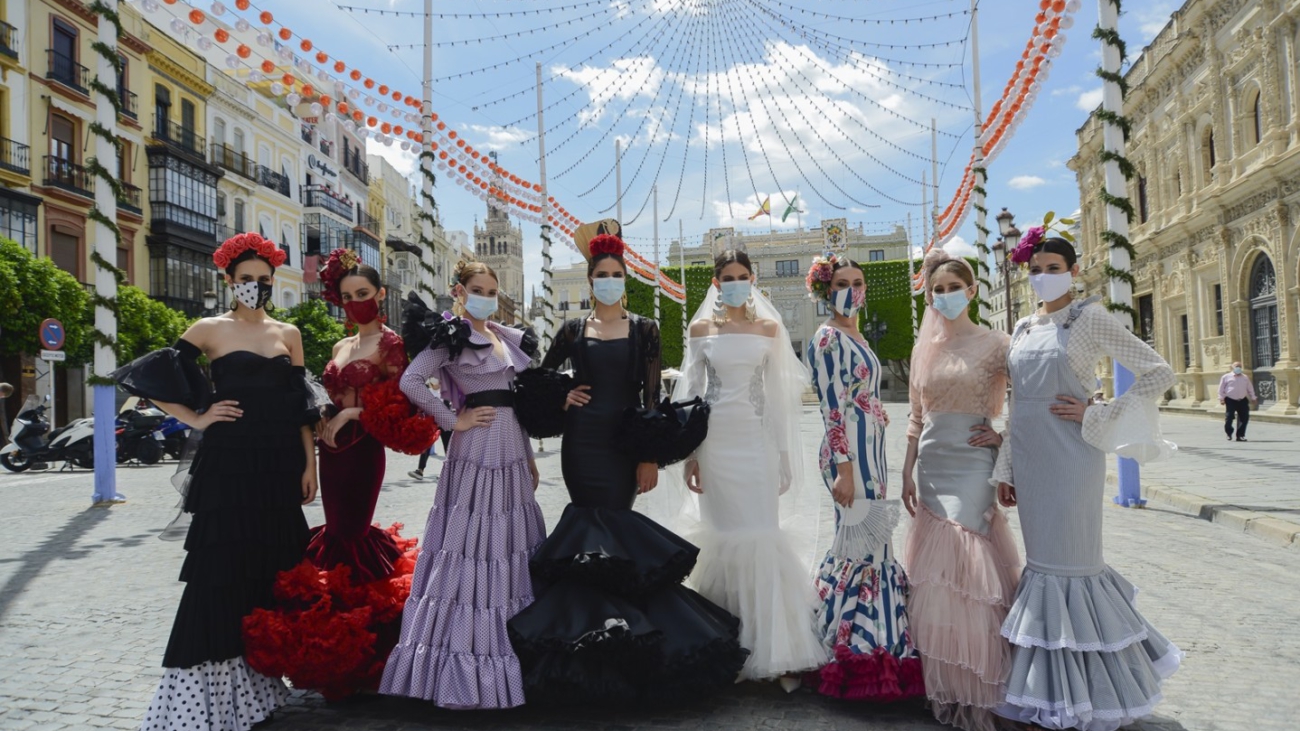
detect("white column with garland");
top-left (536, 62), bottom-right (556, 347)
top-left (1096, 0), bottom-right (1144, 506)
top-left (89, 0), bottom-right (124, 504)
top-left (417, 0), bottom-right (439, 302)
top-left (969, 0), bottom-right (992, 325)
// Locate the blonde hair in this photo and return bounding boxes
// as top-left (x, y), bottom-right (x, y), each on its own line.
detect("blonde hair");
top-left (453, 259), bottom-right (498, 286)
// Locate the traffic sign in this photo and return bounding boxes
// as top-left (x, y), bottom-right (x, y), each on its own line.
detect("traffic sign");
top-left (40, 350), bottom-right (67, 362)
top-left (39, 319), bottom-right (66, 350)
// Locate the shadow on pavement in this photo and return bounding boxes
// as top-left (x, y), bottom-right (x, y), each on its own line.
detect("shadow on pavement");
top-left (0, 506), bottom-right (110, 623)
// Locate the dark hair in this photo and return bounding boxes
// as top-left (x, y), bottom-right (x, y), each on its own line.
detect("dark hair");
top-left (587, 250), bottom-right (627, 278)
top-left (1031, 237), bottom-right (1078, 268)
top-left (224, 248), bottom-right (278, 277)
top-left (454, 259), bottom-right (498, 285)
top-left (340, 263), bottom-right (382, 292)
top-left (713, 250), bottom-right (753, 279)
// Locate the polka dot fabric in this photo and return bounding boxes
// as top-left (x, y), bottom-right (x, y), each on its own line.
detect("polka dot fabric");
top-left (140, 657), bottom-right (288, 731)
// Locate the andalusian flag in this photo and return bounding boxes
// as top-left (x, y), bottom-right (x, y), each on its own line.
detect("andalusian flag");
top-left (781, 195), bottom-right (803, 222)
top-left (747, 196), bottom-right (771, 220)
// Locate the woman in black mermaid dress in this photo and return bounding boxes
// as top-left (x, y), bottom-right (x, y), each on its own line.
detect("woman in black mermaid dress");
top-left (113, 234), bottom-right (322, 731)
top-left (507, 232), bottom-right (747, 703)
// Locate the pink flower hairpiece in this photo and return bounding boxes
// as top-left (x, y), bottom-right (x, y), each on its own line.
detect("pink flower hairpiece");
top-left (1010, 226), bottom-right (1044, 265)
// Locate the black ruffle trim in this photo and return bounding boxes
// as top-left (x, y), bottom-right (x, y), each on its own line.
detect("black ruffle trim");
top-left (617, 397), bottom-right (711, 467)
top-left (528, 505), bottom-right (698, 596)
top-left (512, 367), bottom-right (573, 439)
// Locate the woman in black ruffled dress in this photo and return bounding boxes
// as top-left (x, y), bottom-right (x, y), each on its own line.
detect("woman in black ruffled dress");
top-left (506, 232), bottom-right (748, 703)
top-left (112, 234), bottom-right (322, 731)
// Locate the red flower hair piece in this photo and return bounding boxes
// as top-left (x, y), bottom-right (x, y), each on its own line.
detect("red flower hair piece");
top-left (588, 233), bottom-right (625, 258)
top-left (359, 379), bottom-right (439, 455)
top-left (213, 231), bottom-right (286, 270)
top-left (319, 248), bottom-right (360, 306)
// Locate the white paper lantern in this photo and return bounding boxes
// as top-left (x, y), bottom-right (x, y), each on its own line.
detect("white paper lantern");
top-left (357, 128), bottom-right (369, 139)
top-left (235, 18), bottom-right (251, 33)
top-left (225, 54), bottom-right (240, 69)
top-left (170, 18), bottom-right (186, 33)
top-left (401, 141), bottom-right (411, 151)
top-left (317, 70), bottom-right (330, 83)
top-left (310, 102), bottom-right (323, 116)
top-left (257, 32), bottom-right (272, 47)
top-left (211, 2), bottom-right (227, 16)
top-left (247, 70), bottom-right (263, 83)
top-left (271, 82), bottom-right (284, 95)
top-left (142, 0), bottom-right (160, 12)
top-left (1059, 16), bottom-right (1074, 29)
top-left (348, 88), bottom-right (360, 100)
top-left (378, 103), bottom-right (389, 113)
top-left (384, 137), bottom-right (394, 147)
top-left (197, 37), bottom-right (213, 51)
top-left (286, 92), bottom-right (302, 106)
top-left (1065, 0), bottom-right (1081, 12)
top-left (277, 46), bottom-right (293, 61)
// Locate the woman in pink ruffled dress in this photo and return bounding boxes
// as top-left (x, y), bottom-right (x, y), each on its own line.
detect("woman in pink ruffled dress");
top-left (900, 250), bottom-right (1022, 731)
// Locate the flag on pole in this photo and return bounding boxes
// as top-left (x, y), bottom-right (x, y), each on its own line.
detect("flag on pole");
top-left (780, 195), bottom-right (803, 222)
top-left (747, 196), bottom-right (771, 220)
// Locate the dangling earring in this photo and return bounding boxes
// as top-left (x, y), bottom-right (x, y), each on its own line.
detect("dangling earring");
top-left (745, 294), bottom-right (757, 322)
top-left (711, 297), bottom-right (728, 325)
top-left (452, 300), bottom-right (466, 318)
top-left (621, 293), bottom-right (628, 310)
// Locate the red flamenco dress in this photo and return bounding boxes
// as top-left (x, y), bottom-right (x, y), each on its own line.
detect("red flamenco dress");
top-left (244, 328), bottom-right (437, 700)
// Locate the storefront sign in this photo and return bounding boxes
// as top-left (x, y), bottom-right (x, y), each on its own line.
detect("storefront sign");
top-left (308, 154), bottom-right (338, 179)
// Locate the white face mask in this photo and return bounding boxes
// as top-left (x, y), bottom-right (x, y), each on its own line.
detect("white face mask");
top-left (1029, 272), bottom-right (1074, 302)
top-left (462, 292), bottom-right (498, 321)
top-left (931, 289), bottom-right (971, 321)
top-left (718, 280), bottom-right (751, 308)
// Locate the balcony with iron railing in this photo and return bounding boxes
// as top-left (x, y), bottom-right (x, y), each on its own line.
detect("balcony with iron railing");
top-left (119, 88), bottom-right (138, 120)
top-left (152, 116), bottom-right (205, 160)
top-left (0, 137), bottom-right (30, 177)
top-left (355, 209), bottom-right (380, 236)
top-left (118, 182), bottom-right (142, 214)
top-left (257, 165), bottom-right (290, 197)
top-left (301, 184), bottom-right (353, 221)
top-left (342, 148), bottom-right (369, 185)
top-left (1, 21), bottom-right (19, 60)
top-left (300, 126), bottom-right (313, 144)
top-left (46, 49), bottom-right (89, 95)
top-left (44, 156), bottom-right (94, 197)
top-left (216, 223), bottom-right (239, 243)
top-left (210, 142), bottom-right (255, 179)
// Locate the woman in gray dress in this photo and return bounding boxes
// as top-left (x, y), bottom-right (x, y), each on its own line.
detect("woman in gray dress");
top-left (994, 234), bottom-right (1181, 731)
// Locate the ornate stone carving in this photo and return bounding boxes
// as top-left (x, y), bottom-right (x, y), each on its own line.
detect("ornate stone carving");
top-left (1225, 189), bottom-right (1279, 222)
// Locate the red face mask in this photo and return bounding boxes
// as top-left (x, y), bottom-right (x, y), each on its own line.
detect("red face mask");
top-left (343, 297), bottom-right (380, 325)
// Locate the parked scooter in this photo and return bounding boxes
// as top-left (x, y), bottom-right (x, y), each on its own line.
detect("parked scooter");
top-left (157, 414), bottom-right (191, 460)
top-left (116, 398), bottom-right (166, 465)
top-left (0, 395), bottom-right (96, 472)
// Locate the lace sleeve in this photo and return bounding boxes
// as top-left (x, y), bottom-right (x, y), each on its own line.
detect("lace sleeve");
top-left (991, 397), bottom-right (1014, 487)
top-left (906, 366), bottom-right (923, 442)
top-left (379, 329), bottom-right (409, 380)
top-left (810, 327), bottom-right (852, 465)
top-left (540, 319), bottom-right (575, 371)
top-left (400, 346), bottom-right (458, 432)
top-left (1079, 307), bottom-right (1177, 462)
top-left (641, 318), bottom-right (662, 410)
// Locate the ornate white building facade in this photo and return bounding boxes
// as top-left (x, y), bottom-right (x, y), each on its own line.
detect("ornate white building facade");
top-left (1070, 0), bottom-right (1300, 416)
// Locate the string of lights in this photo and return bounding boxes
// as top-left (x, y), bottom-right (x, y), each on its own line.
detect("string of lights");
top-left (337, 0), bottom-right (611, 18)
top-left (386, 5), bottom-right (620, 49)
top-left (752, 0), bottom-right (971, 26)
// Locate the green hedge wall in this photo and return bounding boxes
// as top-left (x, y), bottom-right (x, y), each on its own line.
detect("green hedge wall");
top-left (624, 265), bottom-right (715, 369)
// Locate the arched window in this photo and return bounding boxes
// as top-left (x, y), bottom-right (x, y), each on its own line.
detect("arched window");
top-left (1251, 92), bottom-right (1263, 145)
top-left (283, 290), bottom-right (296, 309)
top-left (213, 117), bottom-right (226, 146)
top-left (1201, 125), bottom-right (1216, 184)
top-left (1249, 254), bottom-right (1278, 369)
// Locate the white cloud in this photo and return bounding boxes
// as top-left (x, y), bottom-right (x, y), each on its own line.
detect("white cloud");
top-left (365, 138), bottom-right (416, 177)
top-left (1076, 88), bottom-right (1103, 111)
top-left (464, 124), bottom-right (533, 151)
top-left (1135, 2), bottom-right (1176, 41)
top-left (1051, 85), bottom-right (1082, 98)
top-left (943, 235), bottom-right (978, 260)
top-left (1008, 175), bottom-right (1047, 191)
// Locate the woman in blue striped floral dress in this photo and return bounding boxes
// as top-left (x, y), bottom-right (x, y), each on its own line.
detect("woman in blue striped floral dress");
top-left (804, 254), bottom-right (923, 701)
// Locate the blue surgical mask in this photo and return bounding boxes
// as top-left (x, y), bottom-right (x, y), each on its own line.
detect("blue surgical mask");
top-left (592, 277), bottom-right (626, 306)
top-left (718, 280), bottom-right (751, 308)
top-left (931, 289), bottom-right (970, 321)
top-left (830, 286), bottom-right (863, 318)
top-left (1233, 366), bottom-right (1243, 375)
top-left (462, 292), bottom-right (497, 321)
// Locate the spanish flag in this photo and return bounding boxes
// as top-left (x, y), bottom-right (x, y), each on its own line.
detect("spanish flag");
top-left (747, 196), bottom-right (771, 220)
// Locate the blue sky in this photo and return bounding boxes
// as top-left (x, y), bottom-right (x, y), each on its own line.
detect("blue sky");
top-left (159, 0), bottom-right (1180, 284)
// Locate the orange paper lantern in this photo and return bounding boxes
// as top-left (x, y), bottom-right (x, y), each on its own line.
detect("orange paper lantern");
top-left (278, 28), bottom-right (292, 41)
top-left (367, 116), bottom-right (377, 126)
top-left (436, 121), bottom-right (445, 130)
top-left (300, 39), bottom-right (313, 52)
top-left (391, 91), bottom-right (402, 101)
top-left (338, 102), bottom-right (349, 115)
top-left (378, 85), bottom-right (389, 96)
top-left (301, 84), bottom-right (314, 97)
top-left (189, 9), bottom-right (206, 24)
top-left (282, 73), bottom-right (296, 87)
top-left (334, 61), bottom-right (346, 73)
top-left (364, 78), bottom-right (375, 89)
top-left (261, 60), bottom-right (275, 74)
top-left (448, 130), bottom-right (458, 139)
top-left (214, 28), bottom-right (229, 43)
top-left (316, 51), bottom-right (329, 64)
top-left (236, 0), bottom-right (250, 10)
top-left (236, 44), bottom-right (251, 59)
top-left (394, 125), bottom-right (404, 135)
top-left (350, 70), bottom-right (362, 81)
top-left (381, 123), bottom-right (392, 134)
top-left (259, 10), bottom-right (273, 24)
top-left (319, 95), bottom-right (331, 107)
top-left (352, 111), bottom-right (364, 122)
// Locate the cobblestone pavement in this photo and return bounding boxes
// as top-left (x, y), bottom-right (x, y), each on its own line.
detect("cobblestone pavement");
top-left (2, 403), bottom-right (1297, 730)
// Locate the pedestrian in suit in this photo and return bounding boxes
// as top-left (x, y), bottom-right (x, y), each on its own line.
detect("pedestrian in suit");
top-left (1218, 362), bottom-right (1257, 442)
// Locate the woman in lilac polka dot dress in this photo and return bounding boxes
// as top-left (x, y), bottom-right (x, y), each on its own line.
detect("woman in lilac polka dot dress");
top-left (382, 261), bottom-right (546, 709)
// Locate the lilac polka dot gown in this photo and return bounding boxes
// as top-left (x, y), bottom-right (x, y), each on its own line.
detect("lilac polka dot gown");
top-left (383, 322), bottom-right (546, 709)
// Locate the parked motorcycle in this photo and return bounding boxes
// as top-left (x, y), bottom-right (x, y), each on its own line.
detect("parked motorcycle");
top-left (157, 415), bottom-right (191, 460)
top-left (116, 400), bottom-right (167, 465)
top-left (0, 395), bottom-right (96, 472)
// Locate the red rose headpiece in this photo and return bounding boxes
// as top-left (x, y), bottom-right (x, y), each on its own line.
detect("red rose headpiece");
top-left (587, 234), bottom-right (625, 259)
top-left (319, 248), bottom-right (360, 307)
top-left (213, 232), bottom-right (287, 270)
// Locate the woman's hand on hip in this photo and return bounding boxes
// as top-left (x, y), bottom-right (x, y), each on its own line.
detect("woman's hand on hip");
top-left (1049, 395), bottom-right (1089, 423)
top-left (636, 462), bottom-right (659, 494)
top-left (194, 400), bottom-right (242, 430)
top-left (563, 384), bottom-right (592, 410)
top-left (455, 406), bottom-right (496, 432)
top-left (901, 472), bottom-right (918, 517)
top-left (968, 424), bottom-right (1002, 448)
top-left (832, 469), bottom-right (855, 509)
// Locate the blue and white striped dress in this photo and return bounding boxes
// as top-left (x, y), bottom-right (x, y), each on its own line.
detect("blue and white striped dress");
top-left (806, 324), bottom-right (923, 700)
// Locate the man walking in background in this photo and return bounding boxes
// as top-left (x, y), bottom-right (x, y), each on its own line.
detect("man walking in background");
top-left (1218, 362), bottom-right (1257, 442)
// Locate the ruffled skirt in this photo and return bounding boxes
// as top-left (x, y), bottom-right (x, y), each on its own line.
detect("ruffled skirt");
top-left (905, 504), bottom-right (1021, 731)
top-left (378, 448), bottom-right (546, 709)
top-left (995, 566), bottom-right (1183, 731)
top-left (507, 504), bottom-right (750, 704)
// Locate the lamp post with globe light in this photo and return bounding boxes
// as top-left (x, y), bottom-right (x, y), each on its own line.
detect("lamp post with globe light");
top-left (995, 208), bottom-right (1021, 335)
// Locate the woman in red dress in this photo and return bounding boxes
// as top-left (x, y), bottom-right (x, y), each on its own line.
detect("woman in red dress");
top-left (244, 248), bottom-right (435, 700)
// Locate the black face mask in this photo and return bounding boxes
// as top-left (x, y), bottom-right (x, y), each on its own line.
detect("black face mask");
top-left (233, 281), bottom-right (275, 310)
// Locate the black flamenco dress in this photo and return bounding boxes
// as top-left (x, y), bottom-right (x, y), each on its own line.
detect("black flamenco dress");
top-left (507, 315), bottom-right (749, 703)
top-left (113, 340), bottom-right (318, 731)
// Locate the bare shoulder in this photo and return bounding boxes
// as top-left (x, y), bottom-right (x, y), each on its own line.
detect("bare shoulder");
top-left (756, 318), bottom-right (780, 338)
top-left (180, 316), bottom-right (222, 349)
top-left (689, 318), bottom-right (714, 338)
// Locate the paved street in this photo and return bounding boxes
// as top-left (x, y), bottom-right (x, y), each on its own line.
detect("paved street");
top-left (1, 403), bottom-right (1298, 731)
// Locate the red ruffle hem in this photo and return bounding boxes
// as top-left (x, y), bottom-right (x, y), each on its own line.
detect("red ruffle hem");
top-left (809, 645), bottom-right (926, 701)
top-left (243, 524), bottom-right (419, 700)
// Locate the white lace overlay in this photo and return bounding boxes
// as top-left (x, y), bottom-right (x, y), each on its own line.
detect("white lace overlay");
top-left (993, 303), bottom-right (1176, 487)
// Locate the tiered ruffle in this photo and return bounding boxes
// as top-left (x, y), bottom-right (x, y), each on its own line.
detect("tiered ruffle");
top-left (507, 504), bottom-right (750, 704)
top-left (243, 524), bottom-right (419, 700)
top-left (379, 455), bottom-right (545, 709)
top-left (996, 566), bottom-right (1183, 731)
top-left (905, 504), bottom-right (1021, 731)
top-left (140, 657), bottom-right (288, 731)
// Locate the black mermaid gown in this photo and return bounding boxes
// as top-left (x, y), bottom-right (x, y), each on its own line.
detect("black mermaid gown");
top-left (113, 341), bottom-right (317, 730)
top-left (507, 337), bottom-right (748, 703)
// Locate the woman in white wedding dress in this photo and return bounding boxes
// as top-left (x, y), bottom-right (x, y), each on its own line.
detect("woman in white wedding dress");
top-left (672, 250), bottom-right (828, 687)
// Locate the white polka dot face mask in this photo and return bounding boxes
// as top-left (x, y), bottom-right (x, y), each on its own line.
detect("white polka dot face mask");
top-left (233, 281), bottom-right (274, 311)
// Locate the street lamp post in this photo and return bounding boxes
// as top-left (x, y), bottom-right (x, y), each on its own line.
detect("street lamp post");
top-left (995, 208), bottom-right (1021, 335)
top-left (202, 290), bottom-right (217, 317)
top-left (864, 313), bottom-right (888, 353)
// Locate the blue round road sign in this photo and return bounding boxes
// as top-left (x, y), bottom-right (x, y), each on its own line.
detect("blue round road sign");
top-left (40, 318), bottom-right (66, 350)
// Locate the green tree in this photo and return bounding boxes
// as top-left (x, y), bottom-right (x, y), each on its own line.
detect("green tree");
top-left (0, 238), bottom-right (91, 365)
top-left (113, 285), bottom-right (195, 361)
top-left (276, 298), bottom-right (345, 376)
